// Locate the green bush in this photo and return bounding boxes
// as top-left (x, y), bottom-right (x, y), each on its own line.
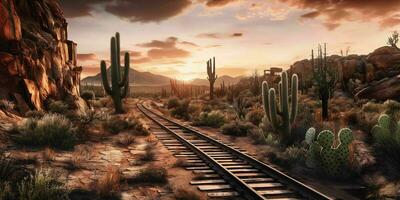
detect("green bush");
top-left (17, 169), bottom-right (69, 200)
top-left (245, 109), bottom-right (264, 126)
top-left (167, 98), bottom-right (180, 109)
top-left (193, 111), bottom-right (225, 128)
top-left (220, 120), bottom-right (255, 137)
top-left (48, 101), bottom-right (69, 114)
top-left (81, 90), bottom-right (95, 101)
top-left (13, 114), bottom-right (77, 150)
top-left (170, 100), bottom-right (191, 119)
top-left (102, 117), bottom-right (149, 135)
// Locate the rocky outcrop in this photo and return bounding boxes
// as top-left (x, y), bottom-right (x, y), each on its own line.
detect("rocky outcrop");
top-left (289, 46), bottom-right (400, 100)
top-left (0, 0), bottom-right (84, 113)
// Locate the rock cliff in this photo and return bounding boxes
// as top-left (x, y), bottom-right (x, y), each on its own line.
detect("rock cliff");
top-left (0, 0), bottom-right (83, 113)
top-left (289, 46), bottom-right (400, 101)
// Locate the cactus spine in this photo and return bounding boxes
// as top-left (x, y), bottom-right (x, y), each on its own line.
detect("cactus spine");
top-left (207, 57), bottom-right (218, 100)
top-left (100, 32), bottom-right (130, 114)
top-left (262, 71), bottom-right (298, 144)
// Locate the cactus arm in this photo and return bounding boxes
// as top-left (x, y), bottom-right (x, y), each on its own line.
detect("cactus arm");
top-left (262, 81), bottom-right (271, 122)
top-left (290, 74), bottom-right (298, 124)
top-left (278, 81), bottom-right (282, 113)
top-left (100, 60), bottom-right (112, 95)
top-left (281, 71), bottom-right (290, 130)
top-left (268, 88), bottom-right (280, 129)
top-left (121, 75), bottom-right (129, 98)
top-left (115, 32), bottom-right (121, 81)
top-left (119, 52), bottom-right (130, 87)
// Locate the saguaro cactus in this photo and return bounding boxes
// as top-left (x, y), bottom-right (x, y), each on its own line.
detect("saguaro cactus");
top-left (100, 32), bottom-right (130, 114)
top-left (312, 44), bottom-right (336, 120)
top-left (207, 57), bottom-right (218, 100)
top-left (262, 71), bottom-right (298, 144)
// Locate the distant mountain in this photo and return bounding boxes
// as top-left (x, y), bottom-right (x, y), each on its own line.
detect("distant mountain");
top-left (81, 68), bottom-right (171, 86)
top-left (190, 75), bottom-right (243, 86)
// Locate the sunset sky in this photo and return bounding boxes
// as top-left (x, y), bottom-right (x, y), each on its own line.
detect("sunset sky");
top-left (59, 0), bottom-right (400, 80)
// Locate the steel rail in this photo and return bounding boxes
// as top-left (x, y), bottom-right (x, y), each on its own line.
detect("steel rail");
top-left (138, 102), bottom-right (333, 200)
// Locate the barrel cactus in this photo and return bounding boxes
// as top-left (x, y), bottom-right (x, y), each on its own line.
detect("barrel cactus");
top-left (100, 32), bottom-right (130, 113)
top-left (262, 71), bottom-right (298, 144)
top-left (305, 127), bottom-right (353, 176)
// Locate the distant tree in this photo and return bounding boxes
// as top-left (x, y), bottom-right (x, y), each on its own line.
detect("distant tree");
top-left (387, 31), bottom-right (399, 49)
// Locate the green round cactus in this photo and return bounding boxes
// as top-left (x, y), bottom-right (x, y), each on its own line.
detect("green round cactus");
top-left (317, 130), bottom-right (334, 148)
top-left (336, 128), bottom-right (353, 167)
top-left (378, 114), bottom-right (391, 129)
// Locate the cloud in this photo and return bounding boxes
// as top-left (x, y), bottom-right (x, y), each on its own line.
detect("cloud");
top-left (59, 0), bottom-right (108, 18)
top-left (60, 0), bottom-right (191, 22)
top-left (121, 50), bottom-right (142, 57)
top-left (105, 0), bottom-right (192, 22)
top-left (196, 32), bottom-right (244, 39)
top-left (131, 57), bottom-right (152, 64)
top-left (281, 0), bottom-right (400, 30)
top-left (181, 41), bottom-right (199, 47)
top-left (77, 53), bottom-right (97, 61)
top-left (203, 0), bottom-right (238, 7)
top-left (138, 37), bottom-right (178, 48)
top-left (205, 44), bottom-right (222, 48)
top-left (148, 48), bottom-right (190, 59)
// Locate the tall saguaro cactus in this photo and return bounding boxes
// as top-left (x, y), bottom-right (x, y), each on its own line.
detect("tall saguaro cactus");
top-left (312, 44), bottom-right (336, 120)
top-left (262, 71), bottom-right (298, 144)
top-left (207, 57), bottom-right (218, 100)
top-left (100, 32), bottom-right (130, 114)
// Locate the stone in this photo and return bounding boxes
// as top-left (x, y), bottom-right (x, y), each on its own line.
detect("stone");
top-left (0, 0), bottom-right (84, 114)
top-left (367, 46), bottom-right (400, 70)
top-left (355, 75), bottom-right (400, 101)
top-left (0, 0), bottom-right (21, 41)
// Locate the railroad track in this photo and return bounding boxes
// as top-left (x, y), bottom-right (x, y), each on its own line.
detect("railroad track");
top-left (138, 101), bottom-right (332, 200)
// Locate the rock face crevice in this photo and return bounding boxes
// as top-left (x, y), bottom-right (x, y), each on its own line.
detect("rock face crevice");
top-left (0, 0), bottom-right (83, 113)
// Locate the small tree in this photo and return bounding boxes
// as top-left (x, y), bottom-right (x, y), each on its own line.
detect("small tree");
top-left (387, 31), bottom-right (399, 49)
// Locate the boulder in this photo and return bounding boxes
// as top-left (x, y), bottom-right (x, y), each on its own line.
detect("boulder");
top-left (367, 46), bottom-right (400, 70)
top-left (355, 75), bottom-right (400, 101)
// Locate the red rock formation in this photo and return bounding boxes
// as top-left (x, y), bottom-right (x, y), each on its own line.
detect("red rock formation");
top-left (0, 0), bottom-right (84, 113)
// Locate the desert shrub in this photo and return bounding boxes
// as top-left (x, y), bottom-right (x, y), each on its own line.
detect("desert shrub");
top-left (0, 100), bottom-right (15, 111)
top-left (102, 116), bottom-right (145, 135)
top-left (174, 158), bottom-right (188, 168)
top-left (167, 98), bottom-right (180, 109)
top-left (128, 166), bottom-right (168, 185)
top-left (362, 102), bottom-right (383, 113)
top-left (170, 100), bottom-right (191, 119)
top-left (13, 114), bottom-right (76, 150)
top-left (17, 169), bottom-right (69, 200)
top-left (279, 146), bottom-right (307, 168)
top-left (115, 134), bottom-right (135, 147)
top-left (0, 182), bottom-right (15, 200)
top-left (349, 140), bottom-right (375, 174)
top-left (25, 110), bottom-right (45, 119)
top-left (48, 101), bottom-right (69, 114)
top-left (81, 90), bottom-right (95, 101)
top-left (174, 188), bottom-right (200, 200)
top-left (220, 120), bottom-right (255, 137)
top-left (139, 143), bottom-right (156, 162)
top-left (245, 109), bottom-right (264, 126)
top-left (193, 111), bottom-right (225, 128)
top-left (94, 166), bottom-right (121, 200)
top-left (248, 128), bottom-right (266, 144)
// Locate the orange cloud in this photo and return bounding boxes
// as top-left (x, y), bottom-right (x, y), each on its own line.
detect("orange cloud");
top-left (77, 53), bottom-right (97, 61)
top-left (196, 32), bottom-right (244, 39)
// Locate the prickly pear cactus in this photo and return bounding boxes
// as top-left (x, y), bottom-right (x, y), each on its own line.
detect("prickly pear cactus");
top-left (372, 114), bottom-right (391, 136)
top-left (306, 128), bottom-right (353, 176)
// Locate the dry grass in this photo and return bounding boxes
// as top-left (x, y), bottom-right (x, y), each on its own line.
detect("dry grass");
top-left (174, 188), bottom-right (201, 200)
top-left (127, 166), bottom-right (168, 185)
top-left (115, 134), bottom-right (135, 147)
top-left (65, 146), bottom-right (90, 170)
top-left (139, 143), bottom-right (156, 162)
top-left (42, 148), bottom-right (55, 163)
top-left (94, 165), bottom-right (121, 199)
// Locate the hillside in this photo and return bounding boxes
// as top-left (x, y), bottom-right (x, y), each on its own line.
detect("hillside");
top-left (190, 75), bottom-right (243, 86)
top-left (81, 68), bottom-right (171, 86)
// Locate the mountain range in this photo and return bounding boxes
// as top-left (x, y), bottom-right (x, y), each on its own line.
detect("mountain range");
top-left (81, 68), bottom-right (242, 86)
